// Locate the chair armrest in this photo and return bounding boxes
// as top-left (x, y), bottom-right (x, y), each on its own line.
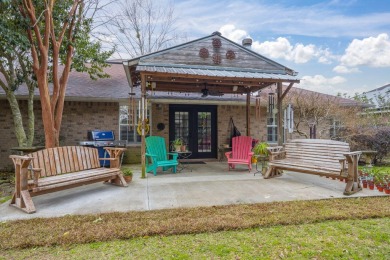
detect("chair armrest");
top-left (267, 146), bottom-right (284, 153)
top-left (145, 153), bottom-right (157, 158)
top-left (167, 152), bottom-right (178, 160)
top-left (99, 158), bottom-right (116, 161)
top-left (344, 151), bottom-right (362, 156)
top-left (9, 155), bottom-right (33, 161)
top-left (103, 147), bottom-right (126, 159)
top-left (343, 151), bottom-right (361, 164)
top-left (225, 151), bottom-right (232, 158)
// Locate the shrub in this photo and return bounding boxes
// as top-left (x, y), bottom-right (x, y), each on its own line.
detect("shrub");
top-left (350, 126), bottom-right (390, 163)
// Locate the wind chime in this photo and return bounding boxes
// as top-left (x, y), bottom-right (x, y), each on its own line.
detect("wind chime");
top-left (255, 92), bottom-right (261, 120)
top-left (268, 91), bottom-right (275, 124)
top-left (128, 92), bottom-right (136, 132)
top-left (284, 103), bottom-right (294, 133)
top-left (136, 82), bottom-right (152, 136)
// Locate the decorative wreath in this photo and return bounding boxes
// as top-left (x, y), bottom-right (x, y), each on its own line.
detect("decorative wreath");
top-left (212, 53), bottom-right (221, 64)
top-left (226, 50), bottom-right (236, 60)
top-left (199, 48), bottom-right (209, 58)
top-left (137, 118), bottom-right (150, 135)
top-left (212, 38), bottom-right (222, 48)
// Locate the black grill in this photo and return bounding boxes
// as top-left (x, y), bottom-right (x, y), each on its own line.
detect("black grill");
top-left (79, 130), bottom-right (127, 166)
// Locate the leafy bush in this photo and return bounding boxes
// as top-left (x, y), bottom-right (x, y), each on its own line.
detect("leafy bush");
top-left (350, 127), bottom-right (390, 163)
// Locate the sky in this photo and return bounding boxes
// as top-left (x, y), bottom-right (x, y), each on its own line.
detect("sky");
top-left (168, 0), bottom-right (390, 96)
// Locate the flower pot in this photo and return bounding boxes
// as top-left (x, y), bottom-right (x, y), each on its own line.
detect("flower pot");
top-left (362, 181), bottom-right (368, 189)
top-left (369, 184), bottom-right (375, 190)
top-left (174, 145), bottom-right (181, 152)
top-left (180, 145), bottom-right (187, 152)
top-left (377, 186), bottom-right (384, 192)
top-left (384, 188), bottom-right (390, 194)
top-left (124, 175), bottom-right (132, 183)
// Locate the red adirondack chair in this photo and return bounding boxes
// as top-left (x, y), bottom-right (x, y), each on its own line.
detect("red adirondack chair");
top-left (225, 136), bottom-right (254, 171)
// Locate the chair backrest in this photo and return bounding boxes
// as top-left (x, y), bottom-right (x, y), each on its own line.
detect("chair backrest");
top-left (284, 139), bottom-right (350, 168)
top-left (231, 136), bottom-right (253, 159)
top-left (28, 146), bottom-right (100, 178)
top-left (146, 136), bottom-right (168, 161)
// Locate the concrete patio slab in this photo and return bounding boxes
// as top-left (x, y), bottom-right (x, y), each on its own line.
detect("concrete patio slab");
top-left (0, 161), bottom-right (385, 221)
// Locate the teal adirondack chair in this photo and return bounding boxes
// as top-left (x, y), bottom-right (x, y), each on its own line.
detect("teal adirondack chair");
top-left (145, 136), bottom-right (178, 175)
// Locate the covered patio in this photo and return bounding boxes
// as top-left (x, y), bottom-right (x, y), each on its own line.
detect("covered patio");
top-left (0, 161), bottom-right (384, 221)
top-left (122, 32), bottom-right (300, 177)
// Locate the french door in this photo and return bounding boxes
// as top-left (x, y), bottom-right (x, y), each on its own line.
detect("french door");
top-left (169, 105), bottom-right (217, 159)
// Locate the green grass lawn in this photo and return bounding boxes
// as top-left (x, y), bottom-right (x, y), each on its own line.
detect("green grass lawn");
top-left (1, 218), bottom-right (389, 259)
top-left (1, 197), bottom-right (389, 259)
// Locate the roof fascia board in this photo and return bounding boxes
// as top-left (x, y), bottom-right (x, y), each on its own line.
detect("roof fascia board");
top-left (216, 34), bottom-right (296, 74)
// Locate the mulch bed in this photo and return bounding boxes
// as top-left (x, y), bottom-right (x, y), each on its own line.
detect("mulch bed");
top-left (0, 172), bottom-right (14, 198)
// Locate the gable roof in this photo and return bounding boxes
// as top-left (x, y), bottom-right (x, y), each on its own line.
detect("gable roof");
top-left (127, 32), bottom-right (296, 75)
top-left (124, 32), bottom-right (299, 92)
top-left (364, 83), bottom-right (390, 108)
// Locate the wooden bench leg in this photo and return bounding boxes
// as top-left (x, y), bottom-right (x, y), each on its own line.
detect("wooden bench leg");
top-left (343, 153), bottom-right (362, 195)
top-left (10, 190), bottom-right (36, 214)
top-left (9, 156), bottom-right (36, 213)
top-left (107, 173), bottom-right (128, 187)
top-left (344, 179), bottom-right (362, 195)
top-left (264, 166), bottom-right (283, 179)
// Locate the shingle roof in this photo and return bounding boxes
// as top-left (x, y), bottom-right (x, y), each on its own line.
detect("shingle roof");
top-left (0, 62), bottom-right (368, 107)
top-left (0, 64), bottom-right (131, 101)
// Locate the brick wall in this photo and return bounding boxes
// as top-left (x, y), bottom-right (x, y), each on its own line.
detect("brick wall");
top-left (217, 105), bottom-right (268, 146)
top-left (0, 100), bottom-right (119, 170)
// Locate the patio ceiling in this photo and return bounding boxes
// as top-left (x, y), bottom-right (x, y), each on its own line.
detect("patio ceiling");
top-left (132, 65), bottom-right (299, 95)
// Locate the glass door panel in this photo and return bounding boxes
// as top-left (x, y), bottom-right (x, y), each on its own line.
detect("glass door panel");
top-left (169, 105), bottom-right (217, 159)
top-left (174, 111), bottom-right (189, 147)
top-left (197, 112), bottom-right (212, 152)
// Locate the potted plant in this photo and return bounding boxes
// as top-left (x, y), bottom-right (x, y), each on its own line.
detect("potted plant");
top-left (252, 142), bottom-right (269, 163)
top-left (121, 168), bottom-right (133, 183)
top-left (171, 138), bottom-right (183, 152)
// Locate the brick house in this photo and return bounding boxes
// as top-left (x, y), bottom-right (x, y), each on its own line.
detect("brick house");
top-left (0, 32), bottom-right (363, 170)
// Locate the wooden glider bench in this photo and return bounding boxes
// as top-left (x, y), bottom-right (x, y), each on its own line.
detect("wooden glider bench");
top-left (264, 139), bottom-right (362, 195)
top-left (9, 146), bottom-right (128, 214)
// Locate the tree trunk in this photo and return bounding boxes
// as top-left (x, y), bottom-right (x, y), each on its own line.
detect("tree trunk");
top-left (5, 90), bottom-right (27, 147)
top-left (37, 74), bottom-right (56, 148)
top-left (27, 86), bottom-right (35, 147)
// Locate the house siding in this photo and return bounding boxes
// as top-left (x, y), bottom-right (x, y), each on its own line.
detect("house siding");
top-left (0, 100), bottom-right (119, 170)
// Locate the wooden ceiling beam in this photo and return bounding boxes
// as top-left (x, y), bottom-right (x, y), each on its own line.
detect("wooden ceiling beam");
top-left (142, 72), bottom-right (299, 84)
top-left (146, 82), bottom-right (272, 94)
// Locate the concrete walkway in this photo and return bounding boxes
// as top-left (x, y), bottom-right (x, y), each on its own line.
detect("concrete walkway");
top-left (0, 161), bottom-right (384, 221)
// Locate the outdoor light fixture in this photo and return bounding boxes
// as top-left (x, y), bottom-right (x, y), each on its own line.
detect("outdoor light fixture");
top-left (233, 85), bottom-right (238, 92)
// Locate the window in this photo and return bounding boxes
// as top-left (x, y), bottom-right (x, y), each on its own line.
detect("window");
top-left (330, 119), bottom-right (342, 140)
top-left (267, 113), bottom-right (277, 143)
top-left (119, 105), bottom-right (150, 143)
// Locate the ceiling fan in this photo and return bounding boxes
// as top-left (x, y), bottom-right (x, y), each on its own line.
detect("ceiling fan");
top-left (201, 84), bottom-right (224, 97)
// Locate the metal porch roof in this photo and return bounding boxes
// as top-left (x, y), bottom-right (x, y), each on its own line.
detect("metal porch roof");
top-left (136, 65), bottom-right (299, 81)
